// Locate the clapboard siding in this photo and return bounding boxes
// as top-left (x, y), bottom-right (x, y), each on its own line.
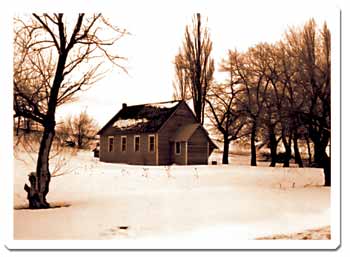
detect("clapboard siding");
top-left (100, 133), bottom-right (156, 165)
top-left (188, 128), bottom-right (208, 165)
top-left (173, 141), bottom-right (187, 165)
top-left (157, 102), bottom-right (197, 165)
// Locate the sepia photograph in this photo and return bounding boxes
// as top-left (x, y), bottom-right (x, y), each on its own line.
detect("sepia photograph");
top-left (2, 0), bottom-right (341, 250)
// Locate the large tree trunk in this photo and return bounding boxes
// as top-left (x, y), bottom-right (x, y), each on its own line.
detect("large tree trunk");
top-left (250, 121), bottom-right (257, 166)
top-left (268, 125), bottom-right (277, 167)
top-left (313, 139), bottom-right (328, 166)
top-left (222, 134), bottom-right (230, 164)
top-left (23, 38), bottom-right (68, 208)
top-left (323, 154), bottom-right (331, 187)
top-left (24, 122), bottom-right (55, 209)
top-left (306, 137), bottom-right (312, 165)
top-left (25, 118), bottom-right (31, 134)
top-left (293, 133), bottom-right (303, 167)
top-left (313, 137), bottom-right (331, 186)
top-left (192, 99), bottom-right (201, 123)
top-left (281, 130), bottom-right (292, 167)
top-left (77, 133), bottom-right (83, 148)
top-left (16, 116), bottom-right (21, 136)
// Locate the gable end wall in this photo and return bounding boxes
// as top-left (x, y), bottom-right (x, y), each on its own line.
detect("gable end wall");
top-left (157, 102), bottom-right (198, 165)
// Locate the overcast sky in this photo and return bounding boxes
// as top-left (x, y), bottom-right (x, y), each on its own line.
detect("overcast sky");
top-left (14, 0), bottom-right (336, 127)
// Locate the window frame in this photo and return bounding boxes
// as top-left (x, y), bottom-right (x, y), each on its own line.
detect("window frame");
top-left (134, 135), bottom-right (140, 152)
top-left (121, 136), bottom-right (127, 152)
top-left (148, 134), bottom-right (155, 153)
top-left (108, 136), bottom-right (114, 152)
top-left (175, 141), bottom-right (181, 155)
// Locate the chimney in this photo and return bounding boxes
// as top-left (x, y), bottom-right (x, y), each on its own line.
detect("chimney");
top-left (122, 103), bottom-right (127, 109)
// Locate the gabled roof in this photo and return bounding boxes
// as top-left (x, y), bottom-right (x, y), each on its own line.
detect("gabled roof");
top-left (97, 100), bottom-right (181, 135)
top-left (170, 124), bottom-right (200, 142)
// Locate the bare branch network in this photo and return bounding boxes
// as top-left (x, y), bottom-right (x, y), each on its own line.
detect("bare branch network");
top-left (13, 13), bottom-right (128, 209)
top-left (14, 13), bottom-right (128, 125)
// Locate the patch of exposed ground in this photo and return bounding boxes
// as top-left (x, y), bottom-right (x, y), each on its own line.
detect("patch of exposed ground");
top-left (256, 226), bottom-right (330, 240)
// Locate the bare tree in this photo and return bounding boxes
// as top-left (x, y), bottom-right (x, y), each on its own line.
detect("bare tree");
top-left (172, 52), bottom-right (191, 100)
top-left (273, 41), bottom-right (307, 167)
top-left (174, 13), bottom-right (214, 124)
top-left (58, 110), bottom-right (99, 149)
top-left (284, 19), bottom-right (331, 185)
top-left (229, 48), bottom-right (270, 166)
top-left (218, 19), bottom-right (330, 183)
top-left (259, 83), bottom-right (281, 167)
top-left (206, 55), bottom-right (247, 164)
top-left (260, 42), bottom-right (296, 167)
top-left (13, 13), bottom-right (127, 208)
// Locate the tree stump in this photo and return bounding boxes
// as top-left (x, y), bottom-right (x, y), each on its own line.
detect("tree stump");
top-left (24, 172), bottom-right (50, 209)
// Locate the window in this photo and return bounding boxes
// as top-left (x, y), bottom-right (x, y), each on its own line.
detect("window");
top-left (108, 136), bottom-right (114, 152)
top-left (121, 136), bottom-right (127, 152)
top-left (134, 135), bottom-right (140, 152)
top-left (175, 142), bottom-right (181, 155)
top-left (148, 135), bottom-right (155, 152)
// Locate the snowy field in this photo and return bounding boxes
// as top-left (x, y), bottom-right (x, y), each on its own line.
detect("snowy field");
top-left (13, 149), bottom-right (330, 242)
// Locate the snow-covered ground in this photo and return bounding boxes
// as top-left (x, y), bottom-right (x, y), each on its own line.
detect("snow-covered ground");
top-left (13, 149), bottom-right (330, 241)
